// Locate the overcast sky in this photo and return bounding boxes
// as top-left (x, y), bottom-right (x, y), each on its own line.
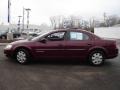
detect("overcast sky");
top-left (0, 0), bottom-right (120, 25)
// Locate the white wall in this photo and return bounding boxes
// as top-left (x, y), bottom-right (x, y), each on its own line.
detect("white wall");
top-left (94, 27), bottom-right (120, 39)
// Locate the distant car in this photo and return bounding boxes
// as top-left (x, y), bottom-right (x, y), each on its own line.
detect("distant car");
top-left (28, 32), bottom-right (39, 37)
top-left (0, 30), bottom-right (21, 39)
top-left (4, 29), bottom-right (118, 66)
top-left (15, 32), bottom-right (40, 41)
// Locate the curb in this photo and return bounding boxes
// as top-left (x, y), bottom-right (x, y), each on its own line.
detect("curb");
top-left (0, 43), bottom-right (9, 46)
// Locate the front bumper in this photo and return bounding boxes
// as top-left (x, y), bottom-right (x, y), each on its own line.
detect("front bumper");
top-left (4, 49), bottom-right (13, 57)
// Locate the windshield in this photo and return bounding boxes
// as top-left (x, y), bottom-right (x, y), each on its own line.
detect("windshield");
top-left (31, 30), bottom-right (53, 41)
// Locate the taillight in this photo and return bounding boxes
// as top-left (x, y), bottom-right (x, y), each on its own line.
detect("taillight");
top-left (112, 41), bottom-right (117, 49)
top-left (116, 41), bottom-right (119, 49)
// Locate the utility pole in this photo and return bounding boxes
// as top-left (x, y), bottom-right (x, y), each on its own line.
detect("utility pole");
top-left (7, 0), bottom-right (13, 40)
top-left (104, 12), bottom-right (107, 27)
top-left (8, 0), bottom-right (11, 31)
top-left (22, 7), bottom-right (25, 32)
top-left (18, 16), bottom-right (22, 32)
top-left (25, 8), bottom-right (31, 30)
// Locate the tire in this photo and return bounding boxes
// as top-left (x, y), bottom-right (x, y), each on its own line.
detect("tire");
top-left (88, 51), bottom-right (105, 66)
top-left (15, 49), bottom-right (30, 64)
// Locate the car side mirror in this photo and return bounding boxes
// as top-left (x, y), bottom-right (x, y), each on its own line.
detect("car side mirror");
top-left (39, 38), bottom-right (47, 43)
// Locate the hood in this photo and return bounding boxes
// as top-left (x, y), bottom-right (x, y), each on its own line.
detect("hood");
top-left (10, 39), bottom-right (30, 45)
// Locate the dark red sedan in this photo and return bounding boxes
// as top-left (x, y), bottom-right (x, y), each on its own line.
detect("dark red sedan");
top-left (4, 29), bottom-right (118, 66)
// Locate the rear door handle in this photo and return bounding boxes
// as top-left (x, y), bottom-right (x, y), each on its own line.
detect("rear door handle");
top-left (87, 43), bottom-right (92, 46)
top-left (58, 44), bottom-right (63, 47)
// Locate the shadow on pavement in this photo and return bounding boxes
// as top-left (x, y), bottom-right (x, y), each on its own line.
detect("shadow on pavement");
top-left (4, 57), bottom-right (115, 68)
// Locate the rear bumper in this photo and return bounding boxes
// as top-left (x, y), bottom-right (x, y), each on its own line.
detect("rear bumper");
top-left (106, 48), bottom-right (119, 59)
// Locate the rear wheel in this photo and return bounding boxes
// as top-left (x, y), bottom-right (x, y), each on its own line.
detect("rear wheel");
top-left (15, 49), bottom-right (30, 64)
top-left (89, 51), bottom-right (105, 66)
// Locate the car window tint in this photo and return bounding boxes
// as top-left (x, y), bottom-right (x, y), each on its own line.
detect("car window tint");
top-left (47, 32), bottom-right (65, 41)
top-left (70, 32), bottom-right (89, 40)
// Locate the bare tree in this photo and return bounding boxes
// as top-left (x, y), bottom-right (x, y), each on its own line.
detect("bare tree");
top-left (50, 15), bottom-right (65, 29)
top-left (103, 13), bottom-right (120, 27)
top-left (50, 15), bottom-right (95, 32)
top-left (108, 15), bottom-right (119, 26)
top-left (50, 16), bottom-right (57, 29)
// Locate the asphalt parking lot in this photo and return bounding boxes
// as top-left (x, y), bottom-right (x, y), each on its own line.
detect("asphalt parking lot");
top-left (0, 45), bottom-right (120, 90)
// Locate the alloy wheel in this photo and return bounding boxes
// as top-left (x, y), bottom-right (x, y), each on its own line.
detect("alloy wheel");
top-left (91, 52), bottom-right (103, 65)
top-left (16, 50), bottom-right (27, 64)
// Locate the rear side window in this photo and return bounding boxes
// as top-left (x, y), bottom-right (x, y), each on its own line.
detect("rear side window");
top-left (70, 32), bottom-right (89, 40)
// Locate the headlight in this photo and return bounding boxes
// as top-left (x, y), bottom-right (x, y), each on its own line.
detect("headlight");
top-left (5, 44), bottom-right (12, 49)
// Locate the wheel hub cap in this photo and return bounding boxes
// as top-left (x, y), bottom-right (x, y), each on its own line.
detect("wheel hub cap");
top-left (17, 51), bottom-right (26, 63)
top-left (92, 53), bottom-right (103, 65)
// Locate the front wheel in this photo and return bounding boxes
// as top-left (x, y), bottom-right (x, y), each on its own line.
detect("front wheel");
top-left (15, 49), bottom-right (30, 64)
top-left (89, 51), bottom-right (105, 66)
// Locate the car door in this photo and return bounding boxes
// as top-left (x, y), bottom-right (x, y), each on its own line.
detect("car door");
top-left (65, 31), bottom-right (93, 58)
top-left (33, 31), bottom-right (66, 58)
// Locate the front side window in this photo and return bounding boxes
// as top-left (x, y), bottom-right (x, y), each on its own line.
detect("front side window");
top-left (46, 32), bottom-right (65, 41)
top-left (70, 32), bottom-right (89, 40)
